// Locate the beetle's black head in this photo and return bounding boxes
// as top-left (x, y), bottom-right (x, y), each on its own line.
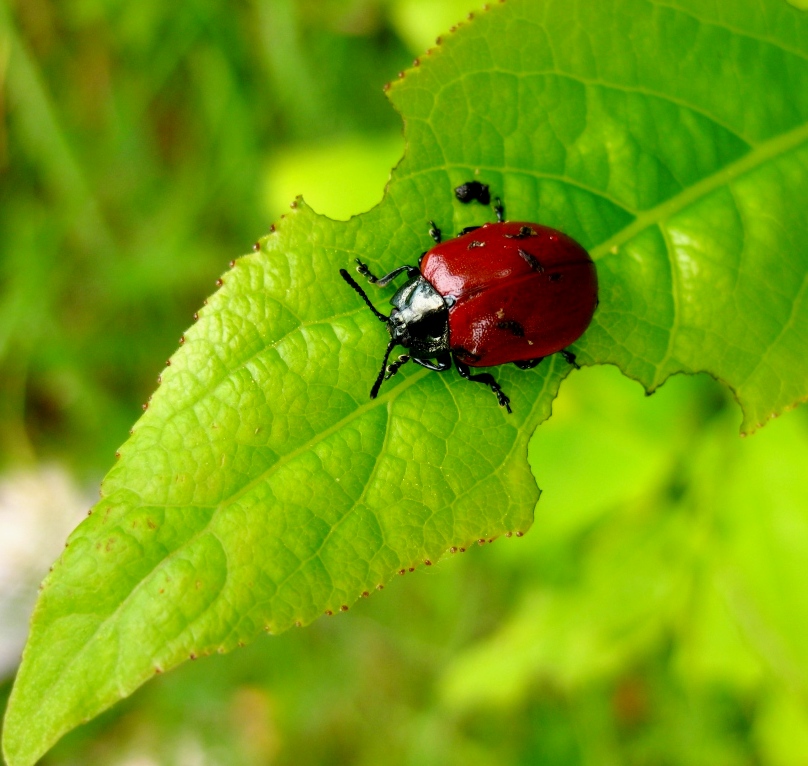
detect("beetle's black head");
top-left (339, 269), bottom-right (449, 398)
top-left (388, 276), bottom-right (449, 358)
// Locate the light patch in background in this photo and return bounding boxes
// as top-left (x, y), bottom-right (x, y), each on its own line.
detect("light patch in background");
top-left (0, 466), bottom-right (90, 677)
top-left (264, 132), bottom-right (404, 222)
top-left (389, 0), bottom-right (489, 54)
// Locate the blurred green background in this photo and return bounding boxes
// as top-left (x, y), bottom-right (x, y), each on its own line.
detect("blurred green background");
top-left (2, 1), bottom-right (808, 764)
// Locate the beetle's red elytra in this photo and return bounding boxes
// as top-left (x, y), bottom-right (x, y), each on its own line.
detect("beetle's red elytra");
top-left (339, 183), bottom-right (598, 412)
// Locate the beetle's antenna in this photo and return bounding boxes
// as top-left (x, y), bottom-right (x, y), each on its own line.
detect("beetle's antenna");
top-left (370, 338), bottom-right (397, 399)
top-left (340, 269), bottom-right (389, 322)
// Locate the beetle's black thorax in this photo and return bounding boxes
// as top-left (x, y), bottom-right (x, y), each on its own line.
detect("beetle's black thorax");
top-left (388, 276), bottom-right (449, 358)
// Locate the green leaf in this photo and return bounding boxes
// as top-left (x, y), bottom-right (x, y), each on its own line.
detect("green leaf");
top-left (5, 0), bottom-right (808, 763)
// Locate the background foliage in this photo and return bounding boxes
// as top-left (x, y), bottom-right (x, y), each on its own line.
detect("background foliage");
top-left (1, 0), bottom-right (808, 764)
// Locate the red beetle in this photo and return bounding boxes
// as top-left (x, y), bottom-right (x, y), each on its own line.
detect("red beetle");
top-left (339, 183), bottom-right (598, 412)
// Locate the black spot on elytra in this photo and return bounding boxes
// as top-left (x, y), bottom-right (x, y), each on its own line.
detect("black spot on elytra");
top-left (497, 319), bottom-right (525, 337)
top-left (452, 347), bottom-right (481, 363)
top-left (549, 273), bottom-right (563, 282)
top-left (505, 226), bottom-right (536, 239)
top-left (517, 248), bottom-right (544, 272)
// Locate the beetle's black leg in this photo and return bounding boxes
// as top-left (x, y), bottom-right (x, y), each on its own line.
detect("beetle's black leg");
top-left (457, 225), bottom-right (481, 237)
top-left (493, 197), bottom-right (505, 223)
top-left (513, 357), bottom-right (544, 370)
top-left (355, 259), bottom-right (419, 287)
top-left (411, 353), bottom-right (452, 372)
top-left (454, 357), bottom-right (512, 413)
top-left (428, 220), bottom-right (442, 244)
top-left (560, 349), bottom-right (580, 369)
top-left (385, 354), bottom-right (411, 380)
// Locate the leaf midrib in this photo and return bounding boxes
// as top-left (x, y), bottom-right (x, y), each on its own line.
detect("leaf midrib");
top-left (590, 119), bottom-right (808, 260)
